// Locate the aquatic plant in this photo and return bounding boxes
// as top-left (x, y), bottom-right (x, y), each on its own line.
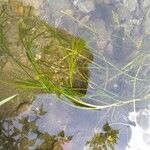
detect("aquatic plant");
top-left (61, 7), bottom-right (150, 110)
top-left (86, 123), bottom-right (119, 150)
top-left (0, 0), bottom-right (97, 109)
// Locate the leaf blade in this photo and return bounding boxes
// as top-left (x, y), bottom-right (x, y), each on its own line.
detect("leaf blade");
top-left (0, 94), bottom-right (18, 106)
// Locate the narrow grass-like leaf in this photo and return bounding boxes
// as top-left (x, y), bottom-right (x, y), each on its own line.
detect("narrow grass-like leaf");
top-left (0, 94), bottom-right (18, 106)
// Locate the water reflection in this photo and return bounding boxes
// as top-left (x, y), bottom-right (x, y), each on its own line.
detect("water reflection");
top-left (0, 99), bottom-right (73, 149)
top-left (86, 122), bottom-right (119, 150)
top-left (0, 95), bottom-right (120, 150)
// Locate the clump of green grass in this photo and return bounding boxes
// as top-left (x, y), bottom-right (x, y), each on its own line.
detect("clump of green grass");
top-left (0, 1), bottom-right (97, 109)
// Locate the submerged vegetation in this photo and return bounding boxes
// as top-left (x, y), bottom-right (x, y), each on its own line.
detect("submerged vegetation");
top-left (86, 123), bottom-right (119, 150)
top-left (0, 0), bottom-right (96, 109)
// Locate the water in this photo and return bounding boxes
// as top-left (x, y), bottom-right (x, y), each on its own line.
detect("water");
top-left (1, 0), bottom-right (150, 149)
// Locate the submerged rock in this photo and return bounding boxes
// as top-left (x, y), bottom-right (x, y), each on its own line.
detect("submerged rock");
top-left (140, 0), bottom-right (150, 9)
top-left (116, 5), bottom-right (131, 22)
top-left (143, 7), bottom-right (150, 34)
top-left (123, 0), bottom-right (137, 13)
top-left (16, 102), bottom-right (32, 116)
top-left (0, 0), bottom-right (93, 100)
top-left (74, 0), bottom-right (95, 13)
top-left (43, 0), bottom-right (71, 23)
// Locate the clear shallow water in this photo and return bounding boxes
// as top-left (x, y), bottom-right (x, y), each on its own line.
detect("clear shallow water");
top-left (1, 0), bottom-right (150, 149)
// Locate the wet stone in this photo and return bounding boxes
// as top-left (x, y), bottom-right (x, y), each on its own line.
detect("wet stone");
top-left (140, 0), bottom-right (150, 9)
top-left (124, 0), bottom-right (137, 13)
top-left (74, 0), bottom-right (95, 13)
top-left (16, 102), bottom-right (32, 115)
top-left (143, 7), bottom-right (150, 34)
top-left (116, 5), bottom-right (131, 22)
top-left (0, 0), bottom-right (93, 101)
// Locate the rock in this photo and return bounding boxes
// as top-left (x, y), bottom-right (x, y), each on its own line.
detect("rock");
top-left (141, 35), bottom-right (150, 51)
top-left (104, 0), bottom-right (111, 4)
top-left (40, 0), bottom-right (71, 23)
top-left (89, 17), bottom-right (109, 38)
top-left (112, 0), bottom-right (122, 3)
top-left (88, 18), bottom-right (109, 49)
top-left (95, 0), bottom-right (111, 4)
top-left (130, 20), bottom-right (142, 41)
top-left (143, 7), bottom-right (150, 34)
top-left (123, 19), bottom-right (140, 36)
top-left (105, 41), bottom-right (113, 56)
top-left (54, 9), bottom-right (74, 28)
top-left (16, 102), bottom-right (32, 115)
top-left (0, 0), bottom-right (93, 96)
top-left (95, 0), bottom-right (104, 5)
top-left (110, 26), bottom-right (134, 64)
top-left (140, 0), bottom-right (150, 9)
top-left (123, 0), bottom-right (137, 13)
top-left (75, 0), bottom-right (95, 13)
top-left (117, 5), bottom-right (131, 22)
top-left (134, 2), bottom-right (143, 19)
top-left (73, 12), bottom-right (109, 50)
